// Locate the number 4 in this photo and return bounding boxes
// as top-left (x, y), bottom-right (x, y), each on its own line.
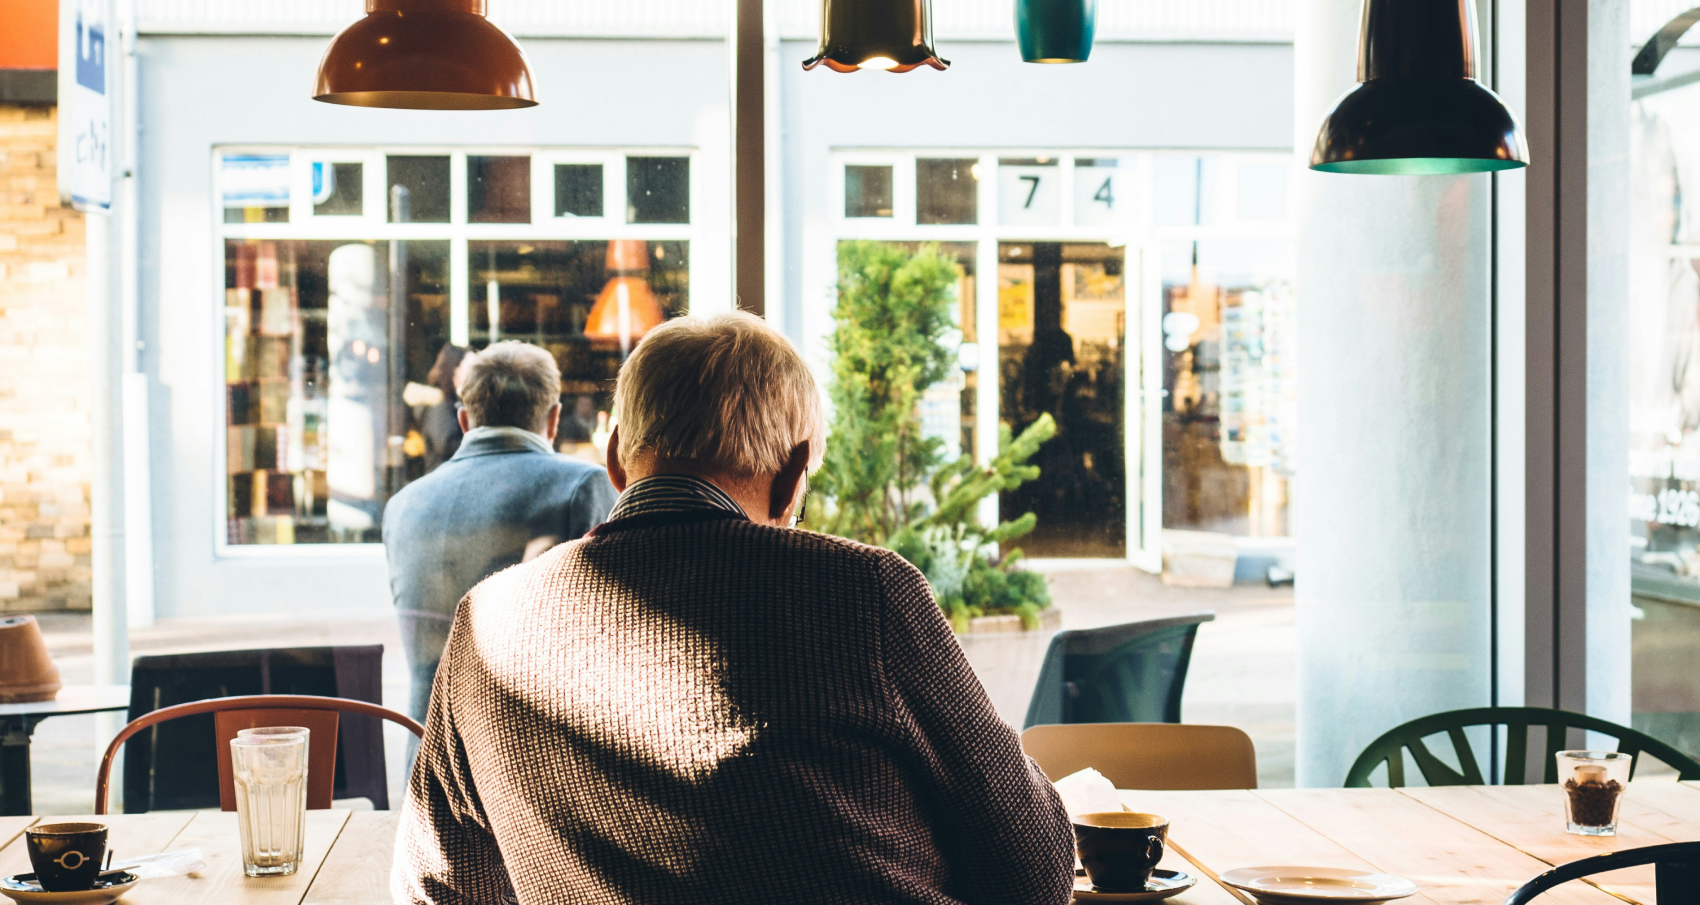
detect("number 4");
top-left (1094, 176), bottom-right (1114, 208)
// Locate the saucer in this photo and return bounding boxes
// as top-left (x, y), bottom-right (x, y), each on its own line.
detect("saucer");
top-left (1218, 866), bottom-right (1417, 903)
top-left (0, 871), bottom-right (140, 904)
top-left (1072, 868), bottom-right (1197, 902)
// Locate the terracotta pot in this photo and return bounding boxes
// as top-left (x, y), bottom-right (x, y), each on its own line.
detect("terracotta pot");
top-left (0, 615), bottom-right (61, 703)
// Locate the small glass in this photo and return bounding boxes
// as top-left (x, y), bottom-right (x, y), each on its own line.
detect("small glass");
top-left (231, 735), bottom-right (308, 876)
top-left (1557, 750), bottom-right (1631, 836)
top-left (238, 726), bottom-right (310, 741)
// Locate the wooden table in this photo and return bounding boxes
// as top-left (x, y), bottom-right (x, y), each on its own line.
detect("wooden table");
top-left (0, 810), bottom-right (396, 904)
top-left (1128, 782), bottom-right (1700, 905)
top-left (0, 686), bottom-right (131, 816)
top-left (1, 785), bottom-right (1694, 903)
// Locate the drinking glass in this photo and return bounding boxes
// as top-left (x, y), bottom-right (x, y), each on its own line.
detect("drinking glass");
top-left (1557, 750), bottom-right (1631, 836)
top-left (230, 735), bottom-right (308, 876)
top-left (238, 726), bottom-right (310, 741)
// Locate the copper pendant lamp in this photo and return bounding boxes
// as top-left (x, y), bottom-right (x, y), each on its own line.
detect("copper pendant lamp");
top-left (314, 0), bottom-right (537, 110)
top-left (586, 241), bottom-right (666, 358)
top-left (1309, 0), bottom-right (1525, 174)
top-left (803, 0), bottom-right (949, 73)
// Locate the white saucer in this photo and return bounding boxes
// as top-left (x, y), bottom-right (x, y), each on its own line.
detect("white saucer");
top-left (1218, 866), bottom-right (1417, 903)
top-left (1073, 868), bottom-right (1197, 902)
top-left (0, 871), bottom-right (140, 905)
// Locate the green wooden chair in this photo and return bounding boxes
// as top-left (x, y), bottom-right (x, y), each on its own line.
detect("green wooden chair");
top-left (1344, 707), bottom-right (1700, 788)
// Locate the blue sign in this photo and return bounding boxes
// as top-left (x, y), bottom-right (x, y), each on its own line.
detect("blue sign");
top-left (76, 14), bottom-right (105, 94)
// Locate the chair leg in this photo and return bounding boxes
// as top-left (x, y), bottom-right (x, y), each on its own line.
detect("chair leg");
top-left (1658, 859), bottom-right (1700, 901)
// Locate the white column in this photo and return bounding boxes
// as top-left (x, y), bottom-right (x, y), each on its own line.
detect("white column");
top-left (1293, 0), bottom-right (1494, 786)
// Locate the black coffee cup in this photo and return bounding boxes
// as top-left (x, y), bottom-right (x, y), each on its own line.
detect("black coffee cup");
top-left (24, 822), bottom-right (108, 892)
top-left (1073, 812), bottom-right (1169, 893)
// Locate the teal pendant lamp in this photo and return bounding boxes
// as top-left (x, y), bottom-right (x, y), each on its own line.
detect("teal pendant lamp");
top-left (1017, 0), bottom-right (1096, 64)
top-left (1310, 0), bottom-right (1527, 174)
top-left (802, 0), bottom-right (948, 72)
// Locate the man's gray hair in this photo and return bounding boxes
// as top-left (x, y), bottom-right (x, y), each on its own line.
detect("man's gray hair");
top-left (459, 342), bottom-right (561, 432)
top-left (614, 312), bottom-right (825, 477)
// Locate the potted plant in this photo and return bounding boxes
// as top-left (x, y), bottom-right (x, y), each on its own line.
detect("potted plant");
top-left (814, 241), bottom-right (1059, 724)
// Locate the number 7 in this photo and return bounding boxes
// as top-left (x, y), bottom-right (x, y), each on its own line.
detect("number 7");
top-left (1020, 175), bottom-right (1041, 209)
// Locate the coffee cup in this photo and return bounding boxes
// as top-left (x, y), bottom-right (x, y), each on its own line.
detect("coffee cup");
top-left (1073, 811), bottom-right (1169, 893)
top-left (24, 822), bottom-right (108, 892)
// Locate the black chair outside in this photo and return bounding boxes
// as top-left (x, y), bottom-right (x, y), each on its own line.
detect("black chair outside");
top-left (124, 645), bottom-right (390, 812)
top-left (1023, 613), bottom-right (1214, 730)
top-left (1344, 706), bottom-right (1700, 788)
top-left (1501, 841), bottom-right (1700, 904)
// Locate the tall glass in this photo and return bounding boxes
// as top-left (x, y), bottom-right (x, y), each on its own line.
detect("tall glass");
top-left (1557, 750), bottom-right (1632, 836)
top-left (230, 735), bottom-right (308, 876)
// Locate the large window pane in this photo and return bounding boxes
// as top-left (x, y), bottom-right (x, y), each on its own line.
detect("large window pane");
top-left (998, 242), bottom-right (1126, 557)
top-left (224, 238), bottom-right (450, 545)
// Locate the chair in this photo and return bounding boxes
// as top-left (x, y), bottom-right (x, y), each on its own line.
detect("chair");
top-left (1501, 841), bottom-right (1700, 904)
top-left (95, 694), bottom-right (424, 815)
top-left (1023, 613), bottom-right (1214, 729)
top-left (123, 646), bottom-right (390, 812)
top-left (1021, 723), bottom-right (1258, 790)
top-left (1344, 706), bottom-right (1700, 788)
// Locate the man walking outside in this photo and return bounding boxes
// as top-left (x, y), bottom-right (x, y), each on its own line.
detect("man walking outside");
top-left (383, 341), bottom-right (617, 733)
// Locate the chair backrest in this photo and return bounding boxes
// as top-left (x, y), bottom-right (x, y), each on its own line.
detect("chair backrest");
top-left (1021, 723), bottom-right (1258, 790)
top-left (96, 694), bottom-right (424, 815)
top-left (125, 646), bottom-right (386, 811)
top-left (1501, 841), bottom-right (1700, 904)
top-left (1344, 706), bottom-right (1700, 788)
top-left (1023, 613), bottom-right (1215, 729)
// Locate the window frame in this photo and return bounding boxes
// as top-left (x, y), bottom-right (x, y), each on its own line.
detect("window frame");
top-left (211, 144), bottom-right (702, 558)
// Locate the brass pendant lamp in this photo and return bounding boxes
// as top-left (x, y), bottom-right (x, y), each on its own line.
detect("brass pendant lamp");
top-left (803, 0), bottom-right (949, 72)
top-left (314, 0), bottom-right (537, 110)
top-left (1310, 0), bottom-right (1526, 174)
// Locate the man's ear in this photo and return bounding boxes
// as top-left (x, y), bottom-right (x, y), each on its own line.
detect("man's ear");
top-left (457, 407), bottom-right (472, 433)
top-left (769, 442), bottom-right (811, 523)
top-left (606, 426), bottom-right (627, 492)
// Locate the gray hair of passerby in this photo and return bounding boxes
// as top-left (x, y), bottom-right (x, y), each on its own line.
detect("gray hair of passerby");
top-left (613, 312), bottom-right (825, 478)
top-left (458, 342), bottom-right (561, 433)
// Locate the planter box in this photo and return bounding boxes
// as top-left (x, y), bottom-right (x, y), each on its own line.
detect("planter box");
top-left (955, 607), bottom-right (1063, 727)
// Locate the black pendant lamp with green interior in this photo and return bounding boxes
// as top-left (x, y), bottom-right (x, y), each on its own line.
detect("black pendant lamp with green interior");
top-left (803, 0), bottom-right (948, 72)
top-left (1310, 0), bottom-right (1526, 174)
top-left (1017, 0), bottom-right (1096, 64)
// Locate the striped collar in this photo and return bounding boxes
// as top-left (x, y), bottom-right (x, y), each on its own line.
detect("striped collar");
top-left (606, 474), bottom-right (749, 523)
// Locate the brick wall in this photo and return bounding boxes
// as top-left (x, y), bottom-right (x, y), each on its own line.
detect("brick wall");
top-left (0, 104), bottom-right (92, 612)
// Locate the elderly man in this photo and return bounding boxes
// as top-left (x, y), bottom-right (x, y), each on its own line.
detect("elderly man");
top-left (382, 341), bottom-right (617, 730)
top-left (394, 313), bottom-right (1075, 905)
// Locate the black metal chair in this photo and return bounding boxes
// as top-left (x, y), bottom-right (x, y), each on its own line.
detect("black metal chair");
top-left (1023, 613), bottom-right (1214, 729)
top-left (124, 646), bottom-right (390, 812)
top-left (1502, 842), bottom-right (1700, 904)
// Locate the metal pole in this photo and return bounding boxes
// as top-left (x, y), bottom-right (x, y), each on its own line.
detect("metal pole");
top-left (732, 0), bottom-right (765, 316)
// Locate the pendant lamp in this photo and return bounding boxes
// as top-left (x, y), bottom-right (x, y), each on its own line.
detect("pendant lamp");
top-left (1017, 0), bottom-right (1096, 64)
top-left (803, 0), bottom-right (949, 73)
top-left (586, 241), bottom-right (666, 358)
top-left (314, 0), bottom-right (536, 110)
top-left (1309, 0), bottom-right (1526, 174)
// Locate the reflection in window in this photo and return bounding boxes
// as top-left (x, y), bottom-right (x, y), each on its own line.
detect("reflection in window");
top-left (626, 157), bottom-right (690, 224)
top-left (470, 240), bottom-right (689, 460)
top-left (312, 162), bottom-right (363, 217)
top-left (554, 164), bottom-right (604, 218)
top-left (386, 156), bottom-right (451, 223)
top-left (999, 242), bottom-right (1126, 557)
top-left (224, 239), bottom-right (451, 545)
top-left (467, 155), bottom-right (531, 223)
top-left (1153, 155), bottom-right (1217, 227)
top-left (917, 159), bottom-right (978, 225)
top-left (222, 154), bottom-right (291, 224)
top-left (845, 165), bottom-right (894, 218)
top-left (1160, 239), bottom-right (1294, 538)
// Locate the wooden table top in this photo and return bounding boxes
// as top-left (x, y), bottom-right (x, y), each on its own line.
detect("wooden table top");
top-left (0, 783), bottom-right (1693, 903)
top-left (1128, 782), bottom-right (1700, 905)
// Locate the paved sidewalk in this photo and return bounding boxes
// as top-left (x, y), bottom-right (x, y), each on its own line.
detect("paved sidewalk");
top-left (23, 563), bottom-right (1294, 813)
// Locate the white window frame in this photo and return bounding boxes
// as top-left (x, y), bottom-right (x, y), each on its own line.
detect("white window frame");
top-left (212, 145), bottom-right (702, 558)
top-left (824, 148), bottom-right (1295, 567)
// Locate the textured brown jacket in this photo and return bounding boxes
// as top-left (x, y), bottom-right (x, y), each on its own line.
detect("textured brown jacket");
top-left (392, 506), bottom-right (1075, 905)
